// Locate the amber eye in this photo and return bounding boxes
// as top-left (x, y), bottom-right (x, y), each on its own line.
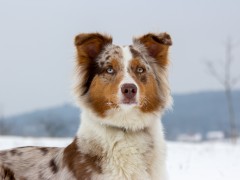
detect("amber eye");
top-left (106, 67), bottom-right (114, 74)
top-left (137, 67), bottom-right (144, 73)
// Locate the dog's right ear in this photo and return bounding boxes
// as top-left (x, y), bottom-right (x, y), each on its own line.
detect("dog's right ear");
top-left (74, 33), bottom-right (112, 95)
top-left (75, 33), bottom-right (112, 65)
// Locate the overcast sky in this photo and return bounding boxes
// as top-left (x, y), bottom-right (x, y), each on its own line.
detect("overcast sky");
top-left (0, 0), bottom-right (240, 116)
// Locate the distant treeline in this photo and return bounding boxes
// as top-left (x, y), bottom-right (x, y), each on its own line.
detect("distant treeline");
top-left (0, 90), bottom-right (240, 141)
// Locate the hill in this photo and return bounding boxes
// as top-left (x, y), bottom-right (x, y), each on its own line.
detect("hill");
top-left (0, 104), bottom-right (79, 137)
top-left (163, 90), bottom-right (240, 140)
top-left (0, 90), bottom-right (239, 140)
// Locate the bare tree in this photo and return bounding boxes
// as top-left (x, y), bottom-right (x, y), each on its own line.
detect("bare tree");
top-left (206, 38), bottom-right (240, 143)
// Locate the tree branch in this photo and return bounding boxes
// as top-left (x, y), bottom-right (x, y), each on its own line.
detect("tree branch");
top-left (205, 60), bottom-right (225, 86)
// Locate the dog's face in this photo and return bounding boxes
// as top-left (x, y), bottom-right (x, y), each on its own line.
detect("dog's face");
top-left (74, 33), bottom-right (172, 129)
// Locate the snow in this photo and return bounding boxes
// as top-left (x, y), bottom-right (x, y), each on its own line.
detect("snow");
top-left (0, 136), bottom-right (72, 150)
top-left (167, 142), bottom-right (240, 180)
top-left (0, 136), bottom-right (239, 180)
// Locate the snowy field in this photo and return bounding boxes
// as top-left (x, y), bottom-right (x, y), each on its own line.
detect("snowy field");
top-left (0, 136), bottom-right (239, 180)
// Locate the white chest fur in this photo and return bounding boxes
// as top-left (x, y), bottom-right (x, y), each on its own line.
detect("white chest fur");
top-left (77, 111), bottom-right (167, 180)
top-left (103, 130), bottom-right (154, 180)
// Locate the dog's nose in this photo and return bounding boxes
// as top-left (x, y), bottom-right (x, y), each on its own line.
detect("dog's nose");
top-left (121, 83), bottom-right (137, 99)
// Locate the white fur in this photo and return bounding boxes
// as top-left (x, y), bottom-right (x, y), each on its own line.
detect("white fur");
top-left (118, 46), bottom-right (140, 108)
top-left (120, 46), bottom-right (134, 84)
top-left (77, 108), bottom-right (167, 180)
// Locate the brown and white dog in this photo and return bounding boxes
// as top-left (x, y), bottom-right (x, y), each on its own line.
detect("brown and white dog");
top-left (0, 32), bottom-right (172, 180)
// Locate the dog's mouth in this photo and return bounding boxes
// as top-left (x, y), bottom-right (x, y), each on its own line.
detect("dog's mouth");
top-left (106, 98), bottom-right (139, 110)
top-left (121, 98), bottom-right (137, 105)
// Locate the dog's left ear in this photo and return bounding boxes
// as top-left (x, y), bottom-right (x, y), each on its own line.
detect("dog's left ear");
top-left (134, 33), bottom-right (172, 67)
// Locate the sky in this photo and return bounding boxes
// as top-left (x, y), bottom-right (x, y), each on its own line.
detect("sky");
top-left (0, 0), bottom-right (240, 116)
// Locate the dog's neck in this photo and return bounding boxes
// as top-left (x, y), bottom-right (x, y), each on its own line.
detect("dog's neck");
top-left (76, 109), bottom-right (163, 153)
top-left (78, 109), bottom-right (156, 134)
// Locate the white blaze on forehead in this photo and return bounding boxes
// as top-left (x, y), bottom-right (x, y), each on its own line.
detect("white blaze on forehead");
top-left (122, 46), bottom-right (132, 66)
top-left (120, 46), bottom-right (135, 84)
top-left (118, 46), bottom-right (139, 107)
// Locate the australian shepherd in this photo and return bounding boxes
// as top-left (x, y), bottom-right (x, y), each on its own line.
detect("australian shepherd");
top-left (0, 32), bottom-right (172, 180)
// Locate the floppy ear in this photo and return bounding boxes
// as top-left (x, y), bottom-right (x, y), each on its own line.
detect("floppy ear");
top-left (134, 33), bottom-right (172, 67)
top-left (74, 33), bottom-right (112, 95)
top-left (75, 33), bottom-right (112, 65)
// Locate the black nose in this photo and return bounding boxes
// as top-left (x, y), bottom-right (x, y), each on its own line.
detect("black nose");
top-left (121, 83), bottom-right (137, 99)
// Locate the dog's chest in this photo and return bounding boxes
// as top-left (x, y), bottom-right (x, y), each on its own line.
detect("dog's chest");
top-left (100, 131), bottom-right (154, 179)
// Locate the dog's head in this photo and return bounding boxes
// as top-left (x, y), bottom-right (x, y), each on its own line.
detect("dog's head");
top-left (74, 33), bottom-right (172, 130)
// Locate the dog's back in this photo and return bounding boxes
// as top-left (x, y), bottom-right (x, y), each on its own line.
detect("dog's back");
top-left (0, 146), bottom-right (69, 179)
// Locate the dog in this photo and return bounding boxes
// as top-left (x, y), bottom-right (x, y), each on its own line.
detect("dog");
top-left (0, 32), bottom-right (172, 180)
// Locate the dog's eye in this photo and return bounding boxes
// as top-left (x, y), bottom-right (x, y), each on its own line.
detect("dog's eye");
top-left (106, 67), bottom-right (114, 74)
top-left (137, 67), bottom-right (144, 73)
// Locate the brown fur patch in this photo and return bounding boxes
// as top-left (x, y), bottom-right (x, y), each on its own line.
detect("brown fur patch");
top-left (63, 138), bottom-right (102, 179)
top-left (49, 159), bottom-right (58, 174)
top-left (88, 71), bottom-right (123, 117)
top-left (129, 58), bottom-right (162, 112)
top-left (75, 33), bottom-right (112, 95)
top-left (134, 33), bottom-right (172, 67)
top-left (0, 166), bottom-right (16, 180)
top-left (87, 58), bottom-right (124, 117)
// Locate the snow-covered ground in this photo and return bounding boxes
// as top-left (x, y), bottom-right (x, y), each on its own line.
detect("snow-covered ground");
top-left (0, 136), bottom-right (239, 180)
top-left (167, 141), bottom-right (240, 180)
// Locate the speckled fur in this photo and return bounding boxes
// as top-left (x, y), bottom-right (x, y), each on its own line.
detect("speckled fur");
top-left (97, 45), bottom-right (123, 67)
top-left (0, 147), bottom-right (75, 179)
